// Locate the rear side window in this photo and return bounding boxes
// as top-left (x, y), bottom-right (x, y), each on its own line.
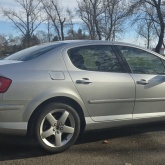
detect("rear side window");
top-left (68, 45), bottom-right (122, 72)
top-left (5, 43), bottom-right (66, 61)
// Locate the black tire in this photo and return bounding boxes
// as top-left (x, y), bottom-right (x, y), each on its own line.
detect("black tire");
top-left (34, 102), bottom-right (80, 153)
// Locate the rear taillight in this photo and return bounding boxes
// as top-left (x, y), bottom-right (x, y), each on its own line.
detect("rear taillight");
top-left (0, 77), bottom-right (12, 93)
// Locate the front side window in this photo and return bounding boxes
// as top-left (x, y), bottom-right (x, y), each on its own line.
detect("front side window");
top-left (118, 46), bottom-right (165, 74)
top-left (68, 45), bottom-right (122, 72)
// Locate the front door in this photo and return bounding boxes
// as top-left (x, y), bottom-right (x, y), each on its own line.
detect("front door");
top-left (63, 44), bottom-right (135, 122)
top-left (117, 45), bottom-right (165, 119)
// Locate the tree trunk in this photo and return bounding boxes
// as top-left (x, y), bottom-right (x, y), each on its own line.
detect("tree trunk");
top-left (154, 0), bottom-right (164, 53)
top-left (60, 21), bottom-right (65, 41)
top-left (155, 26), bottom-right (164, 53)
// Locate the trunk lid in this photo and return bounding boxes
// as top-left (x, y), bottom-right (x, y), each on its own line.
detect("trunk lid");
top-left (0, 60), bottom-right (22, 66)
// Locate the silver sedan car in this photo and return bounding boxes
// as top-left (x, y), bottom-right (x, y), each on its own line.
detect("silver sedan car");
top-left (0, 40), bottom-right (165, 153)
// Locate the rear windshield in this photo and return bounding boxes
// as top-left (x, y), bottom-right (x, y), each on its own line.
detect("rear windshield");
top-left (5, 43), bottom-right (66, 61)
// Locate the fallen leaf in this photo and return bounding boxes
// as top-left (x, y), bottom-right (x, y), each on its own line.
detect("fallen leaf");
top-left (102, 140), bottom-right (109, 144)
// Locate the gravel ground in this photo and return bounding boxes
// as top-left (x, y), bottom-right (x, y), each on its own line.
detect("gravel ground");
top-left (0, 122), bottom-right (165, 165)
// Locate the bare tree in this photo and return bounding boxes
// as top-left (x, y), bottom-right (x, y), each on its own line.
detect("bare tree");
top-left (0, 34), bottom-right (6, 46)
top-left (66, 8), bottom-right (75, 39)
top-left (77, 0), bottom-right (129, 40)
top-left (102, 0), bottom-right (128, 41)
top-left (1, 0), bottom-right (43, 48)
top-left (46, 17), bottom-right (53, 42)
top-left (77, 0), bottom-right (104, 40)
top-left (41, 0), bottom-right (66, 41)
top-left (129, 0), bottom-right (165, 53)
top-left (131, 4), bottom-right (156, 48)
top-left (66, 28), bottom-right (89, 40)
top-left (36, 30), bottom-right (53, 43)
top-left (0, 34), bottom-right (22, 56)
top-left (136, 20), bottom-right (155, 49)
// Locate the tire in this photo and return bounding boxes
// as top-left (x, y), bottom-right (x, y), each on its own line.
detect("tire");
top-left (34, 102), bottom-right (80, 153)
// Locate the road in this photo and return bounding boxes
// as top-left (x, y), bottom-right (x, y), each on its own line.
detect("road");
top-left (0, 122), bottom-right (165, 165)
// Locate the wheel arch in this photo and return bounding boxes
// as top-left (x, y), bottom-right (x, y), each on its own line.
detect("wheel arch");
top-left (27, 96), bottom-right (86, 137)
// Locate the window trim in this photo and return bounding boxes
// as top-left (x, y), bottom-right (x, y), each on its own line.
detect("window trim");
top-left (113, 45), bottom-right (131, 73)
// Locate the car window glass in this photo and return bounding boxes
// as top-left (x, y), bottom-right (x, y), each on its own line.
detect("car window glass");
top-left (68, 45), bottom-right (122, 72)
top-left (5, 43), bottom-right (66, 61)
top-left (118, 46), bottom-right (165, 74)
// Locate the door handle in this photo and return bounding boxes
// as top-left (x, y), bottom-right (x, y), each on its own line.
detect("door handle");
top-left (76, 78), bottom-right (93, 84)
top-left (137, 79), bottom-right (149, 85)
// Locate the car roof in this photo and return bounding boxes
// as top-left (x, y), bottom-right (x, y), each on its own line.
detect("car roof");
top-left (42, 40), bottom-right (139, 48)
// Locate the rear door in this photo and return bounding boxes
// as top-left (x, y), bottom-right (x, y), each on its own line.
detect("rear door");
top-left (63, 44), bottom-right (135, 122)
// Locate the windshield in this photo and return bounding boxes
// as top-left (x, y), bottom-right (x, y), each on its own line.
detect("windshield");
top-left (5, 43), bottom-right (66, 61)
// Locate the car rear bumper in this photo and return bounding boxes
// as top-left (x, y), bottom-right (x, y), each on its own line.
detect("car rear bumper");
top-left (0, 103), bottom-right (27, 135)
top-left (0, 122), bottom-right (27, 135)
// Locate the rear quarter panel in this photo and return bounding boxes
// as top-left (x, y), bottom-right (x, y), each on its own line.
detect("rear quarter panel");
top-left (0, 48), bottom-right (89, 122)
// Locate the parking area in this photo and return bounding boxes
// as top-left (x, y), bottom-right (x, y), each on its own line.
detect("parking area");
top-left (0, 122), bottom-right (165, 165)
